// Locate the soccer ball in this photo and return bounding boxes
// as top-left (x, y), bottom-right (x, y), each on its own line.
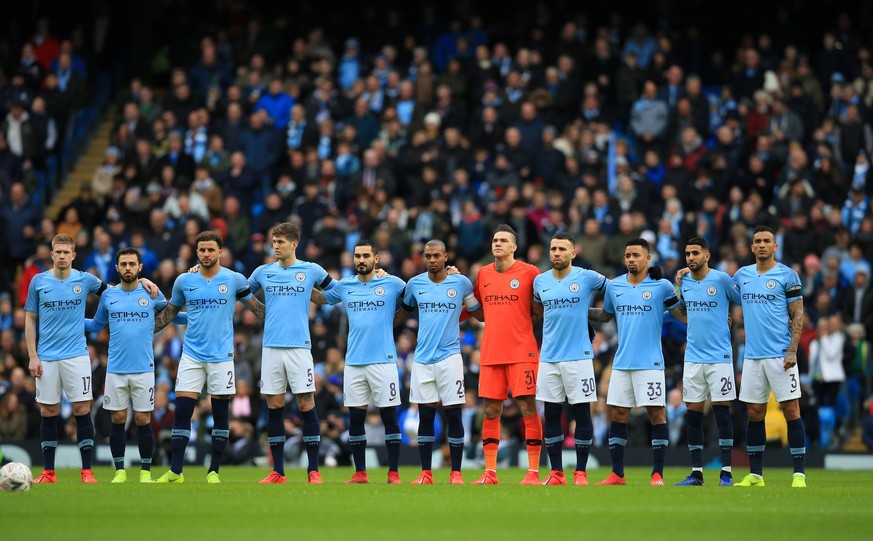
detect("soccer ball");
top-left (0, 462), bottom-right (33, 492)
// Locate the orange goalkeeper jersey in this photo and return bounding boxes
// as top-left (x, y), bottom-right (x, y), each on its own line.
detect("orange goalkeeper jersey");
top-left (474, 260), bottom-right (540, 365)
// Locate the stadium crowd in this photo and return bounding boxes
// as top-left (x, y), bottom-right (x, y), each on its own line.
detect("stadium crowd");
top-left (2, 3), bottom-right (873, 468)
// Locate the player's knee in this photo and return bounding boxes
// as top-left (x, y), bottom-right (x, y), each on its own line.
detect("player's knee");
top-left (517, 396), bottom-right (538, 417)
top-left (647, 406), bottom-right (667, 425)
top-left (266, 394), bottom-right (286, 409)
top-left (747, 404), bottom-right (766, 421)
top-left (296, 393), bottom-right (315, 411)
top-left (71, 401), bottom-right (91, 416)
top-left (134, 412), bottom-right (151, 426)
top-left (111, 411), bottom-right (127, 425)
top-left (40, 404), bottom-right (60, 417)
top-left (609, 406), bottom-right (630, 423)
top-left (484, 401), bottom-right (503, 418)
top-left (780, 400), bottom-right (801, 421)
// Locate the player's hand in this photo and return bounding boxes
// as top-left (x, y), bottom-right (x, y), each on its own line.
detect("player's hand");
top-left (783, 351), bottom-right (797, 371)
top-left (446, 266), bottom-right (460, 275)
top-left (374, 268), bottom-right (388, 278)
top-left (140, 278), bottom-right (160, 299)
top-left (675, 267), bottom-right (691, 284)
top-left (189, 264), bottom-right (200, 273)
top-left (29, 357), bottom-right (43, 378)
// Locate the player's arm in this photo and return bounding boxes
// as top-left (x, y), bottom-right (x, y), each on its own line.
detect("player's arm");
top-left (85, 295), bottom-right (109, 333)
top-left (665, 281), bottom-right (685, 322)
top-left (154, 303), bottom-right (182, 332)
top-left (588, 307), bottom-right (614, 322)
top-left (530, 298), bottom-right (543, 323)
top-left (25, 310), bottom-right (42, 377)
top-left (139, 277), bottom-right (160, 299)
top-left (669, 303), bottom-right (687, 324)
top-left (244, 296), bottom-right (266, 321)
top-left (675, 267), bottom-right (691, 285)
top-left (785, 296), bottom-right (804, 371)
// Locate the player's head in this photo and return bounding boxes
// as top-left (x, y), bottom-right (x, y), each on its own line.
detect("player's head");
top-left (50, 233), bottom-right (76, 270)
top-left (491, 224), bottom-right (517, 259)
top-left (423, 239), bottom-right (448, 275)
top-left (271, 222), bottom-right (300, 261)
top-left (684, 237), bottom-right (711, 272)
top-left (115, 248), bottom-right (143, 284)
top-left (624, 238), bottom-right (651, 276)
top-left (195, 231), bottom-right (223, 268)
top-left (549, 232), bottom-right (576, 271)
top-left (751, 225), bottom-right (777, 262)
top-left (353, 239), bottom-right (378, 276)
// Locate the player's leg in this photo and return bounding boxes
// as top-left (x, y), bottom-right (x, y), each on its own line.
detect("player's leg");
top-left (63, 356), bottom-right (96, 483)
top-left (635, 370), bottom-right (668, 485)
top-left (564, 360), bottom-right (596, 484)
top-left (343, 366), bottom-right (370, 483)
top-left (205, 360), bottom-right (236, 481)
top-left (509, 362), bottom-right (542, 485)
top-left (677, 362), bottom-right (706, 485)
top-left (737, 359), bottom-right (769, 486)
top-left (105, 373), bottom-right (130, 481)
top-left (34, 360), bottom-right (62, 482)
top-left (708, 362), bottom-right (737, 486)
top-left (434, 355), bottom-right (466, 483)
top-left (288, 348), bottom-right (321, 481)
top-left (260, 347), bottom-right (289, 482)
top-left (477, 364), bottom-right (508, 483)
top-left (767, 358), bottom-right (806, 486)
top-left (536, 361), bottom-right (566, 482)
top-left (597, 369), bottom-right (634, 485)
top-left (134, 411), bottom-right (154, 482)
top-left (409, 362), bottom-right (437, 481)
top-left (370, 363), bottom-right (402, 483)
top-left (159, 354), bottom-right (205, 481)
top-left (130, 372), bottom-right (155, 482)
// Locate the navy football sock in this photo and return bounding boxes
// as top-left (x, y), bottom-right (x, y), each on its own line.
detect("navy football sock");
top-left (349, 408), bottom-right (367, 472)
top-left (787, 418), bottom-right (806, 474)
top-left (543, 402), bottom-right (564, 472)
top-left (137, 423), bottom-right (153, 471)
top-left (170, 397), bottom-right (196, 474)
top-left (75, 414), bottom-right (95, 470)
top-left (651, 423), bottom-right (669, 476)
top-left (381, 407), bottom-right (401, 472)
top-left (572, 403), bottom-right (593, 472)
top-left (40, 415), bottom-right (58, 471)
top-left (444, 407), bottom-right (464, 472)
top-left (747, 420), bottom-right (766, 476)
top-left (267, 407), bottom-right (286, 476)
top-left (208, 398), bottom-right (230, 474)
top-left (685, 410), bottom-right (704, 469)
top-left (301, 408), bottom-right (321, 473)
top-left (417, 406), bottom-right (436, 471)
top-left (713, 405), bottom-right (733, 470)
top-left (609, 422), bottom-right (628, 477)
top-left (110, 422), bottom-right (126, 470)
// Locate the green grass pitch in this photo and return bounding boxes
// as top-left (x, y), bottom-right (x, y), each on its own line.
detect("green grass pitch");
top-left (3, 467), bottom-right (870, 540)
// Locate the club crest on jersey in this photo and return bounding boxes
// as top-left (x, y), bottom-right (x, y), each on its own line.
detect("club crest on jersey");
top-left (72, 285), bottom-right (83, 294)
top-left (374, 286), bottom-right (386, 296)
top-left (569, 282), bottom-right (580, 292)
top-left (218, 284), bottom-right (229, 294)
top-left (296, 272), bottom-right (306, 282)
top-left (446, 288), bottom-right (457, 298)
top-left (139, 297), bottom-right (149, 307)
top-left (706, 285), bottom-right (717, 296)
top-left (510, 279), bottom-right (520, 289)
top-left (104, 395), bottom-right (110, 405)
top-left (766, 279), bottom-right (777, 290)
top-left (642, 290), bottom-right (653, 300)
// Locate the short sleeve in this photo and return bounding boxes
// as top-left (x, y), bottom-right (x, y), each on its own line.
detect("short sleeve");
top-left (314, 263), bottom-right (332, 289)
top-left (24, 276), bottom-right (39, 313)
top-left (602, 282), bottom-right (615, 313)
top-left (402, 280), bottom-right (417, 310)
top-left (86, 272), bottom-right (103, 294)
top-left (323, 281), bottom-right (343, 305)
top-left (461, 276), bottom-right (481, 311)
top-left (661, 279), bottom-right (681, 309)
top-left (723, 272), bottom-right (741, 304)
top-left (784, 267), bottom-right (803, 303)
top-left (586, 270), bottom-right (607, 292)
top-left (247, 266), bottom-right (262, 295)
top-left (169, 275), bottom-right (186, 307)
top-left (235, 272), bottom-right (253, 301)
top-left (90, 293), bottom-right (109, 330)
top-left (532, 276), bottom-right (542, 303)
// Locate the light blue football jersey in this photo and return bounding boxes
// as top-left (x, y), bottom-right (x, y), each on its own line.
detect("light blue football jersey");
top-left (602, 275), bottom-right (681, 370)
top-left (733, 263), bottom-right (803, 359)
top-left (248, 260), bottom-right (332, 348)
top-left (680, 269), bottom-right (741, 364)
top-left (24, 270), bottom-right (103, 361)
top-left (402, 273), bottom-right (480, 364)
top-left (87, 285), bottom-right (174, 374)
top-left (169, 267), bottom-right (253, 363)
top-left (324, 275), bottom-right (406, 365)
top-left (533, 266), bottom-right (607, 362)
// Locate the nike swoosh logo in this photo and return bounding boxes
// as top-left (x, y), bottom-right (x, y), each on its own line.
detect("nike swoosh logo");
top-left (188, 288), bottom-right (198, 292)
top-left (418, 291), bottom-right (426, 295)
top-left (110, 301), bottom-right (119, 305)
top-left (683, 289), bottom-right (690, 293)
top-left (483, 283), bottom-right (491, 288)
top-left (266, 274), bottom-right (275, 279)
top-left (743, 281), bottom-right (751, 285)
top-left (583, 391), bottom-right (594, 397)
top-left (542, 288), bottom-right (551, 292)
top-left (616, 293), bottom-right (624, 297)
top-left (44, 289), bottom-right (53, 294)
